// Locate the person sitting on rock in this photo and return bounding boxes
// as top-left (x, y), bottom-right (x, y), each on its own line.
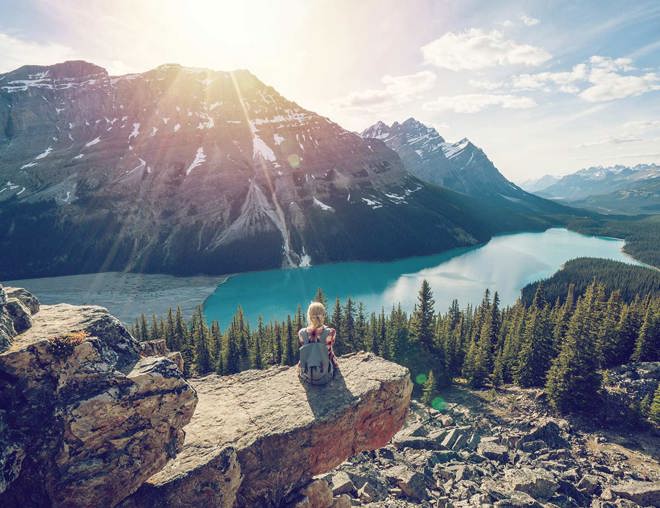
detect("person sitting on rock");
top-left (297, 302), bottom-right (338, 383)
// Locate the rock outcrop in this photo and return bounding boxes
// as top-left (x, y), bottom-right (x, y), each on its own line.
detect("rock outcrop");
top-left (0, 290), bottom-right (197, 508)
top-left (317, 382), bottom-right (660, 507)
top-left (123, 352), bottom-right (412, 507)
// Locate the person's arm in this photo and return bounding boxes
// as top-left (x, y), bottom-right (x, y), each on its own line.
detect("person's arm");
top-left (298, 329), bottom-right (305, 347)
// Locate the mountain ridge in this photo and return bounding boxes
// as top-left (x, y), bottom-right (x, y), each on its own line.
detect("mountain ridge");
top-left (1, 61), bottom-right (578, 279)
top-left (521, 163), bottom-right (660, 214)
top-left (361, 118), bottom-right (574, 218)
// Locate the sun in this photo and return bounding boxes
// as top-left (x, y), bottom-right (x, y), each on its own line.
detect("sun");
top-left (170, 0), bottom-right (305, 71)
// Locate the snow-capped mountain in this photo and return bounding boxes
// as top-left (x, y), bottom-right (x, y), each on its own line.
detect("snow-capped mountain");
top-left (361, 118), bottom-right (566, 214)
top-left (0, 61), bottom-right (567, 279)
top-left (533, 164), bottom-right (660, 201)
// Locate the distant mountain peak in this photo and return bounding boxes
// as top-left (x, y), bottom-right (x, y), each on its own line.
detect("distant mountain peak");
top-left (1, 60), bottom-right (108, 81)
top-left (362, 118), bottom-right (540, 201)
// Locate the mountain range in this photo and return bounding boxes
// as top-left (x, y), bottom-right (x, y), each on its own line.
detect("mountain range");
top-left (361, 118), bottom-right (570, 216)
top-left (0, 61), bottom-right (576, 279)
top-left (521, 164), bottom-right (660, 214)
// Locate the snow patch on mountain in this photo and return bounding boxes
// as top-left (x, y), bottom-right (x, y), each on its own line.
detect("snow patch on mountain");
top-left (313, 197), bottom-right (334, 212)
top-left (34, 147), bottom-right (53, 160)
top-left (129, 123), bottom-right (140, 140)
top-left (186, 147), bottom-right (206, 175)
top-left (441, 138), bottom-right (470, 159)
top-left (252, 134), bottom-right (277, 162)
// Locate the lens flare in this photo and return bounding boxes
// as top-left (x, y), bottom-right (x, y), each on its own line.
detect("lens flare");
top-left (287, 153), bottom-right (301, 168)
top-left (431, 396), bottom-right (446, 411)
top-left (415, 373), bottom-right (428, 385)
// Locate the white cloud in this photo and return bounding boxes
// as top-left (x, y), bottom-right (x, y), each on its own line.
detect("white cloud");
top-left (423, 94), bottom-right (536, 113)
top-left (504, 56), bottom-right (660, 103)
top-left (580, 59), bottom-right (660, 102)
top-left (421, 29), bottom-right (551, 71)
top-left (576, 135), bottom-right (642, 148)
top-left (468, 79), bottom-right (504, 90)
top-left (334, 70), bottom-right (436, 109)
top-left (512, 64), bottom-right (588, 91)
top-left (520, 15), bottom-right (540, 26)
top-left (622, 120), bottom-right (660, 134)
top-left (0, 32), bottom-right (76, 73)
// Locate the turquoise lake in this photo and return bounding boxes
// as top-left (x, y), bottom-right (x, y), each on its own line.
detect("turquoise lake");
top-left (203, 228), bottom-right (643, 326)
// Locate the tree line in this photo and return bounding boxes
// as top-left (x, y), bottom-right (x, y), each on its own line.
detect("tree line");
top-left (521, 257), bottom-right (660, 306)
top-left (130, 281), bottom-right (659, 415)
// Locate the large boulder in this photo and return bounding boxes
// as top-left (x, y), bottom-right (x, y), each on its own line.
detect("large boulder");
top-left (124, 352), bottom-right (412, 507)
top-left (504, 467), bottom-right (558, 501)
top-left (0, 301), bottom-right (197, 508)
top-left (4, 287), bottom-right (40, 314)
top-left (611, 480), bottom-right (660, 507)
top-left (517, 419), bottom-right (568, 450)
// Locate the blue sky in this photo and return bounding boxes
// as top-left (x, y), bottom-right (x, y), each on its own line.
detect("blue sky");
top-left (1, 0), bottom-right (659, 181)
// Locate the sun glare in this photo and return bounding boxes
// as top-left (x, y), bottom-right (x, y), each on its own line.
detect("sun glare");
top-left (166, 0), bottom-right (304, 70)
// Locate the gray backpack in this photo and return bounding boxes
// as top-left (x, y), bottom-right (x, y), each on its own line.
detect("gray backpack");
top-left (298, 328), bottom-right (335, 385)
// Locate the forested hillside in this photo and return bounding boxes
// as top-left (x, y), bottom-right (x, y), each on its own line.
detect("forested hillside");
top-left (522, 258), bottom-right (660, 305)
top-left (568, 214), bottom-right (660, 267)
top-left (132, 280), bottom-right (659, 417)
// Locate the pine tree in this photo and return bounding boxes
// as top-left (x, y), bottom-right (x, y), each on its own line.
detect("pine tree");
top-left (149, 314), bottom-right (162, 340)
top-left (378, 308), bottom-right (387, 358)
top-left (632, 302), bottom-right (659, 362)
top-left (343, 298), bottom-right (356, 353)
top-left (331, 298), bottom-right (344, 352)
top-left (649, 384), bottom-right (660, 425)
top-left (282, 316), bottom-right (295, 366)
top-left (410, 280), bottom-right (436, 352)
top-left (599, 290), bottom-right (623, 367)
top-left (164, 308), bottom-right (176, 351)
top-left (139, 314), bottom-right (149, 341)
top-left (253, 316), bottom-right (265, 369)
top-left (515, 304), bottom-right (554, 387)
top-left (223, 315), bottom-right (241, 375)
top-left (294, 305), bottom-right (304, 335)
top-left (545, 283), bottom-right (602, 413)
top-left (173, 306), bottom-right (186, 352)
top-left (211, 320), bottom-right (223, 374)
top-left (355, 302), bottom-right (367, 351)
top-left (273, 322), bottom-right (283, 365)
top-left (422, 370), bottom-right (436, 405)
top-left (615, 303), bottom-right (642, 364)
top-left (387, 305), bottom-right (409, 362)
top-left (313, 288), bottom-right (327, 308)
top-left (367, 312), bottom-right (378, 353)
top-left (192, 306), bottom-right (212, 375)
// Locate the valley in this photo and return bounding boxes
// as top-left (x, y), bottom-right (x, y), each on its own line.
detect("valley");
top-left (0, 61), bottom-right (585, 281)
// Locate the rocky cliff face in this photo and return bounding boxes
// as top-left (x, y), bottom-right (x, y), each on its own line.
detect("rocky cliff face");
top-left (0, 61), bottom-right (532, 280)
top-left (1, 287), bottom-right (413, 507)
top-left (0, 288), bottom-right (197, 507)
top-left (362, 118), bottom-right (574, 220)
top-left (122, 352), bottom-right (412, 507)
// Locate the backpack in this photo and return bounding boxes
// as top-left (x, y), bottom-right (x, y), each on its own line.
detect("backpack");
top-left (298, 328), bottom-right (335, 385)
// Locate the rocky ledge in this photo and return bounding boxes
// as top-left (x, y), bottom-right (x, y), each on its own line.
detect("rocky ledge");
top-left (122, 352), bottom-right (413, 507)
top-left (1, 285), bottom-right (413, 508)
top-left (0, 286), bottom-right (197, 507)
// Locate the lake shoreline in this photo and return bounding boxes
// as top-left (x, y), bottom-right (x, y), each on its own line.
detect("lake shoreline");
top-left (4, 228), bottom-right (648, 326)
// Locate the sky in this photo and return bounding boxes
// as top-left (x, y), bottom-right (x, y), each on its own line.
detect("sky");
top-left (1, 0), bottom-right (659, 182)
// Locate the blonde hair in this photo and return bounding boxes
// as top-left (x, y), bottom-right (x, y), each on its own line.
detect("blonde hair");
top-left (307, 301), bottom-right (326, 328)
